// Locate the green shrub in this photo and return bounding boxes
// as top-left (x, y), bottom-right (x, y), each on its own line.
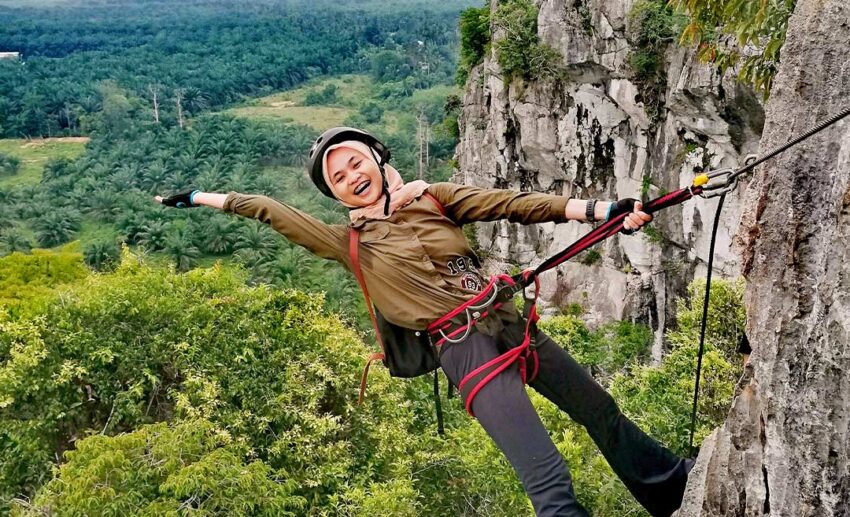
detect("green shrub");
top-left (0, 152), bottom-right (20, 176)
top-left (0, 246), bottom-right (88, 316)
top-left (539, 316), bottom-right (653, 378)
top-left (358, 102), bottom-right (384, 124)
top-left (580, 249), bottom-right (602, 266)
top-left (83, 238), bottom-right (122, 272)
top-left (15, 419), bottom-right (306, 516)
top-left (492, 0), bottom-right (563, 83)
top-left (304, 84), bottom-right (339, 106)
top-left (641, 224), bottom-right (664, 244)
top-left (456, 5), bottom-right (492, 86)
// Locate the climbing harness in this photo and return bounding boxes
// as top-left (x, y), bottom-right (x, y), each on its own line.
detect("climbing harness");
top-left (426, 272), bottom-right (542, 417)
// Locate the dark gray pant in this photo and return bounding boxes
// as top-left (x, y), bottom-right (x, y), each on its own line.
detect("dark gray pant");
top-left (438, 321), bottom-right (694, 517)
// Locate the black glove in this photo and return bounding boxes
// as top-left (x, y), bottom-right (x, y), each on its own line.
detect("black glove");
top-left (160, 188), bottom-right (200, 209)
top-left (605, 198), bottom-right (641, 235)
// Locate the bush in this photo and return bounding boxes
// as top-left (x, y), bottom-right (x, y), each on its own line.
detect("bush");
top-left (304, 84), bottom-right (339, 106)
top-left (456, 5), bottom-right (491, 86)
top-left (0, 152), bottom-right (20, 176)
top-left (0, 228), bottom-right (33, 256)
top-left (83, 238), bottom-right (122, 272)
top-left (539, 316), bottom-right (652, 379)
top-left (492, 0), bottom-right (563, 83)
top-left (16, 419), bottom-right (306, 516)
top-left (32, 208), bottom-right (82, 248)
top-left (0, 246), bottom-right (88, 316)
top-left (358, 102), bottom-right (384, 124)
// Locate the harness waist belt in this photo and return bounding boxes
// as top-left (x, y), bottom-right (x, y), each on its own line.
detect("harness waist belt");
top-left (427, 272), bottom-right (541, 417)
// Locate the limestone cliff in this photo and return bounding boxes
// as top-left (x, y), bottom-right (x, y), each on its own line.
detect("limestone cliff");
top-left (454, 0), bottom-right (763, 360)
top-left (674, 0), bottom-right (850, 513)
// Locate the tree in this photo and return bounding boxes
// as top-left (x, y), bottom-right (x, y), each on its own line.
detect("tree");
top-left (673, 0), bottom-right (795, 97)
top-left (83, 239), bottom-right (121, 272)
top-left (136, 220), bottom-right (171, 252)
top-left (0, 229), bottom-right (33, 256)
top-left (21, 419), bottom-right (307, 515)
top-left (163, 227), bottom-right (200, 272)
top-left (456, 5), bottom-right (491, 86)
top-left (0, 152), bottom-right (21, 177)
top-left (32, 209), bottom-right (81, 248)
top-left (675, 1), bottom-right (850, 514)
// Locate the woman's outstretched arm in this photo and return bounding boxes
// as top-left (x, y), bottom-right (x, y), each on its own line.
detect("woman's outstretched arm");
top-left (155, 189), bottom-right (348, 262)
top-left (426, 183), bottom-right (651, 230)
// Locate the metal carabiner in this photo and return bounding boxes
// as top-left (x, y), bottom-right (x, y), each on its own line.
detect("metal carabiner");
top-left (697, 168), bottom-right (738, 198)
top-left (439, 308), bottom-right (475, 344)
top-left (694, 154), bottom-right (758, 198)
top-left (438, 282), bottom-right (501, 344)
top-left (467, 282), bottom-right (500, 311)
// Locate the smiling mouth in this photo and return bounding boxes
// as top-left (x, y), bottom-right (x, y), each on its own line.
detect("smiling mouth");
top-left (354, 180), bottom-right (371, 196)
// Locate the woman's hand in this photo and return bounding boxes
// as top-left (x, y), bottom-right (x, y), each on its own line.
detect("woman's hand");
top-left (606, 198), bottom-right (653, 234)
top-left (155, 188), bottom-right (200, 208)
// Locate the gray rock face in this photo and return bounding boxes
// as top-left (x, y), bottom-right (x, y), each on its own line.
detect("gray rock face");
top-left (454, 0), bottom-right (763, 359)
top-left (675, 0), bottom-right (850, 513)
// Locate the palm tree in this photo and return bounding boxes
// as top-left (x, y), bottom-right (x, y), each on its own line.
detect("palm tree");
top-left (137, 220), bottom-right (170, 252)
top-left (0, 228), bottom-right (33, 255)
top-left (195, 166), bottom-right (226, 192)
top-left (33, 209), bottom-right (81, 247)
top-left (83, 239), bottom-right (121, 271)
top-left (163, 227), bottom-right (200, 272)
top-left (253, 174), bottom-right (280, 197)
top-left (165, 170), bottom-right (192, 192)
top-left (142, 161), bottom-right (170, 193)
top-left (180, 87), bottom-right (209, 116)
top-left (198, 216), bottom-right (237, 255)
top-left (87, 188), bottom-right (119, 222)
top-left (233, 223), bottom-right (279, 261)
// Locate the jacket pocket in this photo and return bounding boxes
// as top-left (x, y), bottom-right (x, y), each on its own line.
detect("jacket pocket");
top-left (358, 224), bottom-right (390, 243)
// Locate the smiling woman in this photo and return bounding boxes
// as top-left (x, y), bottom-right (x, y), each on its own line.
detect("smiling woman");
top-left (154, 126), bottom-right (671, 517)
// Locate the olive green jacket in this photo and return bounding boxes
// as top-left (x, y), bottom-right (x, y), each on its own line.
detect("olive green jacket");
top-left (223, 182), bottom-right (569, 331)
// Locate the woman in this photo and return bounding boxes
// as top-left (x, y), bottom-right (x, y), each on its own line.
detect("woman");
top-left (155, 127), bottom-right (694, 516)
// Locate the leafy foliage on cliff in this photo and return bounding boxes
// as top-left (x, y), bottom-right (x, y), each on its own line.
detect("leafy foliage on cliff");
top-left (673, 0), bottom-right (795, 97)
top-left (627, 0), bottom-right (686, 121)
top-left (456, 5), bottom-right (492, 86)
top-left (492, 0), bottom-right (564, 83)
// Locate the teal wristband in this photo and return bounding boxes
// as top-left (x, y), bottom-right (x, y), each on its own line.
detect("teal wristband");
top-left (604, 202), bottom-right (614, 222)
top-left (189, 190), bottom-right (200, 206)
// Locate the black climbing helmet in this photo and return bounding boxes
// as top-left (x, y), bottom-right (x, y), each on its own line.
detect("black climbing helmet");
top-left (306, 127), bottom-right (393, 213)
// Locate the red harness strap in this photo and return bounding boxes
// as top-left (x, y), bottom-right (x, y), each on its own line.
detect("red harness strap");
top-left (349, 229), bottom-right (386, 404)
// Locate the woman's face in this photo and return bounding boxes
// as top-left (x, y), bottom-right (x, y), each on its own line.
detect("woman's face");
top-left (326, 147), bottom-right (383, 207)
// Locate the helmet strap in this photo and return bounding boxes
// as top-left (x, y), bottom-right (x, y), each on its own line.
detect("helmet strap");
top-left (368, 146), bottom-right (392, 216)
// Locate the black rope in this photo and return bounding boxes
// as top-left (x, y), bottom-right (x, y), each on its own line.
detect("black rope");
top-left (434, 369), bottom-right (445, 436)
top-left (688, 193), bottom-right (725, 455)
